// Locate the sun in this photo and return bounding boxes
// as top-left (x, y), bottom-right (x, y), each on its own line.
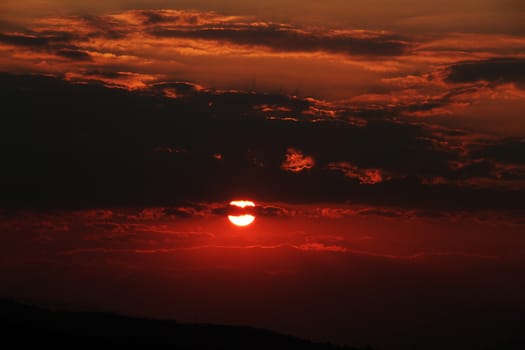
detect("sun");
top-left (228, 200), bottom-right (256, 227)
top-left (228, 214), bottom-right (255, 227)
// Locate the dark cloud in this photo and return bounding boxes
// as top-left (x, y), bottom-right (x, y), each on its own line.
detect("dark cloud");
top-left (256, 205), bottom-right (291, 217)
top-left (152, 82), bottom-right (201, 93)
top-left (353, 208), bottom-right (403, 218)
top-left (151, 82), bottom-right (203, 98)
top-left (138, 10), bottom-right (201, 25)
top-left (473, 139), bottom-right (525, 165)
top-left (449, 160), bottom-right (496, 180)
top-left (446, 58), bottom-right (525, 86)
top-left (82, 70), bottom-right (128, 79)
top-left (139, 203), bottom-right (290, 218)
top-left (1, 11), bottom-right (408, 59)
top-left (0, 31), bottom-right (93, 62)
top-left (140, 10), bottom-right (170, 25)
top-left (0, 73), bottom-right (523, 211)
top-left (0, 33), bottom-right (53, 47)
top-left (77, 15), bottom-right (129, 39)
top-left (55, 49), bottom-right (92, 61)
top-left (150, 27), bottom-right (409, 56)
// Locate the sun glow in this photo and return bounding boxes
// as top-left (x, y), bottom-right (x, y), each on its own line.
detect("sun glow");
top-left (228, 214), bottom-right (256, 226)
top-left (228, 200), bottom-right (256, 227)
top-left (229, 200), bottom-right (255, 208)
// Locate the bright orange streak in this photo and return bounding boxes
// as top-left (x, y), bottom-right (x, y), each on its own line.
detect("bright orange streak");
top-left (228, 214), bottom-right (256, 227)
top-left (230, 200), bottom-right (255, 208)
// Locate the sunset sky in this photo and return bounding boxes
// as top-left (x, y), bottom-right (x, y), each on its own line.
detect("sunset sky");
top-left (1, 1), bottom-right (524, 349)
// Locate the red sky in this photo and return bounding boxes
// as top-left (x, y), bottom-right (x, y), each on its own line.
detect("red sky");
top-left (1, 204), bottom-right (524, 349)
top-left (0, 1), bottom-right (524, 349)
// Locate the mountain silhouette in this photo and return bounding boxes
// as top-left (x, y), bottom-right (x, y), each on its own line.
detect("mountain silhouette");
top-left (0, 299), bottom-right (363, 349)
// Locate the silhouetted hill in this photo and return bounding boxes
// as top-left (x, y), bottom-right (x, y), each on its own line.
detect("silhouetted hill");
top-left (0, 299), bottom-right (361, 349)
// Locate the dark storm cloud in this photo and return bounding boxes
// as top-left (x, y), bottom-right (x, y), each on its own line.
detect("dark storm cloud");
top-left (150, 27), bottom-right (409, 56)
top-left (0, 73), bottom-right (523, 212)
top-left (446, 58), bottom-right (525, 86)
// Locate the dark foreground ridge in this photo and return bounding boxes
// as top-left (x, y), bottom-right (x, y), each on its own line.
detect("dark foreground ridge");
top-left (1, 300), bottom-right (524, 349)
top-left (0, 300), bottom-right (360, 349)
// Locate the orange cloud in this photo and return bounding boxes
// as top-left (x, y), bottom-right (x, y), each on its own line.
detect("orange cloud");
top-left (1, 8), bottom-right (525, 134)
top-left (328, 162), bottom-right (389, 184)
top-left (281, 148), bottom-right (315, 172)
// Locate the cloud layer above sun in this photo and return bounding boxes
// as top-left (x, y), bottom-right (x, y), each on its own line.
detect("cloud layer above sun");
top-left (1, 73), bottom-right (524, 215)
top-left (0, 5), bottom-right (523, 219)
top-left (1, 8), bottom-right (525, 135)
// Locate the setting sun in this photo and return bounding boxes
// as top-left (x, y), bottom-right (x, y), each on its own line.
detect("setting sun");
top-left (228, 214), bottom-right (255, 227)
top-left (228, 200), bottom-right (256, 227)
